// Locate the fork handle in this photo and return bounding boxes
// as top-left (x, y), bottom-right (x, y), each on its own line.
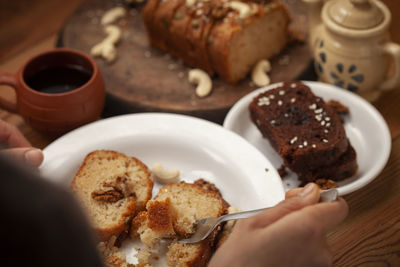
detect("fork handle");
top-left (218, 207), bottom-right (269, 223)
top-left (218, 189), bottom-right (338, 224)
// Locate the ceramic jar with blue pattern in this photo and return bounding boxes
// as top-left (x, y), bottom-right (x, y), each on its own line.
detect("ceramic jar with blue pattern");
top-left (304, 0), bottom-right (400, 101)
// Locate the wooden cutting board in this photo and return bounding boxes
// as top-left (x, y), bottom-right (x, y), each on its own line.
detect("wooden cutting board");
top-left (60, 0), bottom-right (311, 123)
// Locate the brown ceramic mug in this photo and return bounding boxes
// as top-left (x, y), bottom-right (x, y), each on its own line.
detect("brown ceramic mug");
top-left (0, 48), bottom-right (105, 134)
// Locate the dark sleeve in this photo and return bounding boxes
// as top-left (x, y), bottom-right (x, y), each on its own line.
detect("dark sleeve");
top-left (0, 154), bottom-right (105, 267)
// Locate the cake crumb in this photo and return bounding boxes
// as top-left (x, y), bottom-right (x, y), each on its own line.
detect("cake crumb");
top-left (315, 179), bottom-right (338, 190)
top-left (278, 165), bottom-right (288, 178)
top-left (98, 236), bottom-right (129, 267)
top-left (326, 100), bottom-right (349, 115)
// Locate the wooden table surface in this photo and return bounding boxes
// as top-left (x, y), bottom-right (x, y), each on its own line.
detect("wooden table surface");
top-left (1, 0), bottom-right (400, 265)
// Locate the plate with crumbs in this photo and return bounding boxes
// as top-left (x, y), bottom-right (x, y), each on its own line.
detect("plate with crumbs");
top-left (223, 81), bottom-right (391, 196)
top-left (40, 113), bottom-right (284, 266)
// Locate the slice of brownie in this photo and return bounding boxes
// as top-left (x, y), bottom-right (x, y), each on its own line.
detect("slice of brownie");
top-left (249, 81), bottom-right (357, 182)
top-left (298, 142), bottom-right (358, 182)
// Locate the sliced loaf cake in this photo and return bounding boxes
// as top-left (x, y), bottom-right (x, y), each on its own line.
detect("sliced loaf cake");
top-left (142, 0), bottom-right (290, 83)
top-left (249, 81), bottom-right (357, 182)
top-left (71, 150), bottom-right (153, 241)
top-left (132, 181), bottom-right (228, 267)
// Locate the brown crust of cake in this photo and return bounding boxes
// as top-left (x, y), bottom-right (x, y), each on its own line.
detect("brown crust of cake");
top-left (141, 0), bottom-right (161, 46)
top-left (194, 178), bottom-right (222, 196)
top-left (194, 178), bottom-right (231, 213)
top-left (147, 0), bottom-right (184, 51)
top-left (129, 158), bottom-right (154, 212)
top-left (131, 211), bottom-right (147, 238)
top-left (326, 99), bottom-right (350, 115)
top-left (147, 198), bottom-right (176, 232)
top-left (249, 81), bottom-right (357, 182)
top-left (168, 5), bottom-right (198, 66)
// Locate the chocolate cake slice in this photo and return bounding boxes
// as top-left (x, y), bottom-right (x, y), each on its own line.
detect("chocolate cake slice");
top-left (249, 81), bottom-right (357, 182)
top-left (300, 143), bottom-right (357, 182)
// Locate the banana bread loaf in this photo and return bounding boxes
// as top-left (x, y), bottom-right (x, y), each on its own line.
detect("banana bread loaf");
top-left (249, 81), bottom-right (357, 182)
top-left (141, 0), bottom-right (290, 83)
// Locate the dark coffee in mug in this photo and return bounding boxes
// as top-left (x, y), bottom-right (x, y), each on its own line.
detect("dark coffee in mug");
top-left (0, 48), bottom-right (105, 134)
top-left (26, 64), bottom-right (92, 94)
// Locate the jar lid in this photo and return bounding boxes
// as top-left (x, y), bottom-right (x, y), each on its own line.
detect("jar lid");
top-left (328, 0), bottom-right (384, 30)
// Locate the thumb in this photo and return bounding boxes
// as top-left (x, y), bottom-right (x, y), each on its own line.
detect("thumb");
top-left (244, 183), bottom-right (321, 229)
top-left (0, 147), bottom-right (44, 167)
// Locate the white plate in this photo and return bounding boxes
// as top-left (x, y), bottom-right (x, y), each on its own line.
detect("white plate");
top-left (223, 81), bottom-right (391, 196)
top-left (40, 113), bottom-right (284, 265)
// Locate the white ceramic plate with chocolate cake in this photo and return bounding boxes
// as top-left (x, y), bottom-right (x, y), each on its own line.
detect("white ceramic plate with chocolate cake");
top-left (223, 81), bottom-right (391, 196)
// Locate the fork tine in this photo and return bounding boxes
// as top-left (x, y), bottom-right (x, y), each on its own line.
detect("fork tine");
top-left (179, 217), bottom-right (219, 244)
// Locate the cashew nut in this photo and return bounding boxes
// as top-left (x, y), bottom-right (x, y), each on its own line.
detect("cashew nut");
top-left (104, 25), bottom-right (122, 43)
top-left (251, 59), bottom-right (271, 87)
top-left (250, 3), bottom-right (259, 15)
top-left (229, 1), bottom-right (251, 19)
top-left (188, 69), bottom-right (213, 98)
top-left (90, 25), bottom-right (122, 63)
top-left (227, 206), bottom-right (241, 214)
top-left (186, 0), bottom-right (196, 7)
top-left (151, 163), bottom-right (180, 184)
top-left (101, 7), bottom-right (127, 25)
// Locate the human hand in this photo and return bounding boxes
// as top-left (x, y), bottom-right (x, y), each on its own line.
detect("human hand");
top-left (0, 120), bottom-right (43, 167)
top-left (209, 183), bottom-right (348, 267)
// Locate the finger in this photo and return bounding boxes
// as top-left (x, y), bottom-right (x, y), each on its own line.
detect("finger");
top-left (285, 188), bottom-right (303, 199)
top-left (243, 183), bottom-right (321, 229)
top-left (301, 197), bottom-right (349, 233)
top-left (0, 120), bottom-right (31, 147)
top-left (280, 197), bottom-right (349, 235)
top-left (0, 147), bottom-right (44, 167)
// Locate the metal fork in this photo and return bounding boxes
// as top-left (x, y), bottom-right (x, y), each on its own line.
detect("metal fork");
top-left (178, 188), bottom-right (339, 244)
